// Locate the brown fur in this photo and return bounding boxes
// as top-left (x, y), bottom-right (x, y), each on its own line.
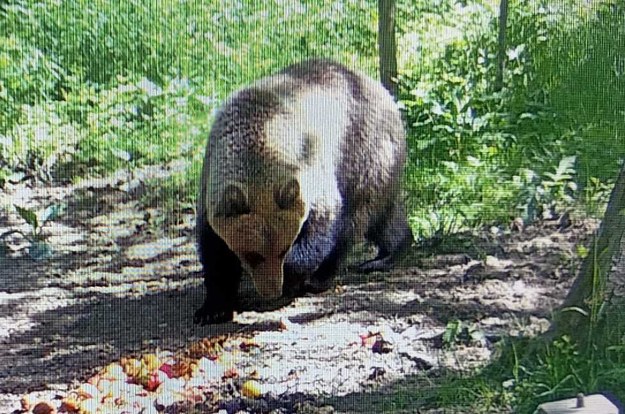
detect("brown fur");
top-left (211, 182), bottom-right (305, 298)
top-left (194, 59), bottom-right (413, 324)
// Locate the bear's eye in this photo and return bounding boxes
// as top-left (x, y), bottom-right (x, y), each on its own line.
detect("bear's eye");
top-left (243, 252), bottom-right (265, 269)
top-left (274, 179), bottom-right (299, 210)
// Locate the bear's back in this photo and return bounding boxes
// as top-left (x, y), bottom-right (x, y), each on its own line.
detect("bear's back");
top-left (209, 59), bottom-right (404, 186)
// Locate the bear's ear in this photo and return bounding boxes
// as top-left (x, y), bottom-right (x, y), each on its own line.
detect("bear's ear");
top-left (274, 179), bottom-right (300, 210)
top-left (215, 184), bottom-right (250, 217)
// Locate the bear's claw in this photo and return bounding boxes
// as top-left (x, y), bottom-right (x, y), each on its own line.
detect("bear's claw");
top-left (193, 304), bottom-right (234, 325)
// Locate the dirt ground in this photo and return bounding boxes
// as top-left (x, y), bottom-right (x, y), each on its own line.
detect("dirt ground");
top-left (0, 164), bottom-right (596, 413)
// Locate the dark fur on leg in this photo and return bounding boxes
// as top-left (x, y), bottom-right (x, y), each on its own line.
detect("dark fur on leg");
top-left (282, 208), bottom-right (345, 295)
top-left (355, 201), bottom-right (413, 273)
top-left (194, 222), bottom-right (241, 325)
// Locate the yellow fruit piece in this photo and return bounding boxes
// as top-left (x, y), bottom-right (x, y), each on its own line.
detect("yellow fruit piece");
top-left (77, 383), bottom-right (99, 399)
top-left (142, 354), bottom-right (160, 372)
top-left (79, 398), bottom-right (98, 414)
top-left (241, 380), bottom-right (262, 398)
top-left (102, 363), bottom-right (126, 381)
top-left (121, 358), bottom-right (141, 378)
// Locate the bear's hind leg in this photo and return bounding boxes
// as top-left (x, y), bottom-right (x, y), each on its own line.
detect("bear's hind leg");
top-left (356, 202), bottom-right (413, 273)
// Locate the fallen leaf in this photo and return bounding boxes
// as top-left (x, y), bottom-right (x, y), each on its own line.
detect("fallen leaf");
top-left (278, 318), bottom-right (290, 331)
top-left (360, 332), bottom-right (379, 347)
top-left (248, 369), bottom-right (260, 380)
top-left (239, 338), bottom-right (259, 352)
top-left (146, 370), bottom-right (168, 391)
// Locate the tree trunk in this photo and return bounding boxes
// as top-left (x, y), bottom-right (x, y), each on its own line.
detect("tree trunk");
top-left (553, 164), bottom-right (625, 346)
top-left (495, 0), bottom-right (509, 91)
top-left (378, 0), bottom-right (398, 99)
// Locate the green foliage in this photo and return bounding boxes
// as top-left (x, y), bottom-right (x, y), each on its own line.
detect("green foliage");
top-left (441, 245), bottom-right (625, 413)
top-left (139, 161), bottom-right (200, 229)
top-left (422, 329), bottom-right (625, 413)
top-left (0, 34), bottom-right (63, 126)
top-left (0, 203), bottom-right (64, 260)
top-left (398, 1), bottom-right (532, 235)
top-left (515, 337), bottom-right (586, 407)
top-left (512, 156), bottom-right (578, 223)
top-left (1, 0), bottom-right (620, 225)
top-left (0, 0), bottom-right (624, 411)
top-left (0, 102), bottom-right (83, 181)
top-left (0, 0), bottom-right (381, 183)
top-left (398, 0), bottom-right (622, 238)
top-left (0, 74), bottom-right (210, 181)
top-left (493, 332), bottom-right (625, 412)
top-left (442, 319), bottom-right (487, 349)
top-left (582, 176), bottom-right (613, 216)
top-left (70, 76), bottom-right (206, 174)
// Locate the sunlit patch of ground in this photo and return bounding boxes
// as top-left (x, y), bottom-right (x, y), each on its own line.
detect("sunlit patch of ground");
top-left (0, 164), bottom-right (596, 413)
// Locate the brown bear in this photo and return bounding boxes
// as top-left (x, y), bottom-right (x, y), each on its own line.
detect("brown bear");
top-left (195, 59), bottom-right (413, 324)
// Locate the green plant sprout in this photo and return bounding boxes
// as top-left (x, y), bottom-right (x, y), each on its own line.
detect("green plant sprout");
top-left (0, 204), bottom-right (64, 260)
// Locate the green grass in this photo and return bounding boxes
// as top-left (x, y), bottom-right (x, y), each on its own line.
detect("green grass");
top-left (386, 330), bottom-right (625, 414)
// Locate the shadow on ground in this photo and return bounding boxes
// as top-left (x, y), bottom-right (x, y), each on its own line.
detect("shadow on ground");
top-left (0, 166), bottom-right (594, 413)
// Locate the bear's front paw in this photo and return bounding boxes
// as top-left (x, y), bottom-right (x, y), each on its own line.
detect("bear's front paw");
top-left (193, 302), bottom-right (234, 325)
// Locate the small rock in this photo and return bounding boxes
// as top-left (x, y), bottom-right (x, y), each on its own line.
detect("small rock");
top-left (368, 367), bottom-right (386, 380)
top-left (512, 280), bottom-right (526, 297)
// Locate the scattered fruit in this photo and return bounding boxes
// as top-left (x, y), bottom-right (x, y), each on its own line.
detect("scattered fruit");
top-left (372, 336), bottom-right (393, 354)
top-left (32, 402), bottom-right (55, 414)
top-left (241, 380), bottom-right (263, 398)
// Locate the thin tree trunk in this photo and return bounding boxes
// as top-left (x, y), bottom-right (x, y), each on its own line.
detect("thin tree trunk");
top-left (495, 0), bottom-right (509, 91)
top-left (378, 0), bottom-right (398, 99)
top-left (553, 164), bottom-right (625, 345)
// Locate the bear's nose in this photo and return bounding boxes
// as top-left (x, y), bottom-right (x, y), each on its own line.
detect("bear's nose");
top-left (243, 251), bottom-right (265, 269)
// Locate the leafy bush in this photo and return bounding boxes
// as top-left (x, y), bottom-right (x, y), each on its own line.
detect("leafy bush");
top-left (397, 0), bottom-right (617, 236)
top-left (72, 76), bottom-right (207, 174)
top-left (0, 0), bottom-right (382, 183)
top-left (0, 34), bottom-right (64, 130)
top-left (0, 102), bottom-right (83, 181)
top-left (399, 1), bottom-right (526, 234)
top-left (1, 0), bottom-right (621, 234)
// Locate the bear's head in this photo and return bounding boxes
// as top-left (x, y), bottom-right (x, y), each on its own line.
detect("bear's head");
top-left (210, 179), bottom-right (306, 299)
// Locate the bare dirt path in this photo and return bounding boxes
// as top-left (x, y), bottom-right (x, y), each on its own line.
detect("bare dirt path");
top-left (0, 165), bottom-right (595, 413)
